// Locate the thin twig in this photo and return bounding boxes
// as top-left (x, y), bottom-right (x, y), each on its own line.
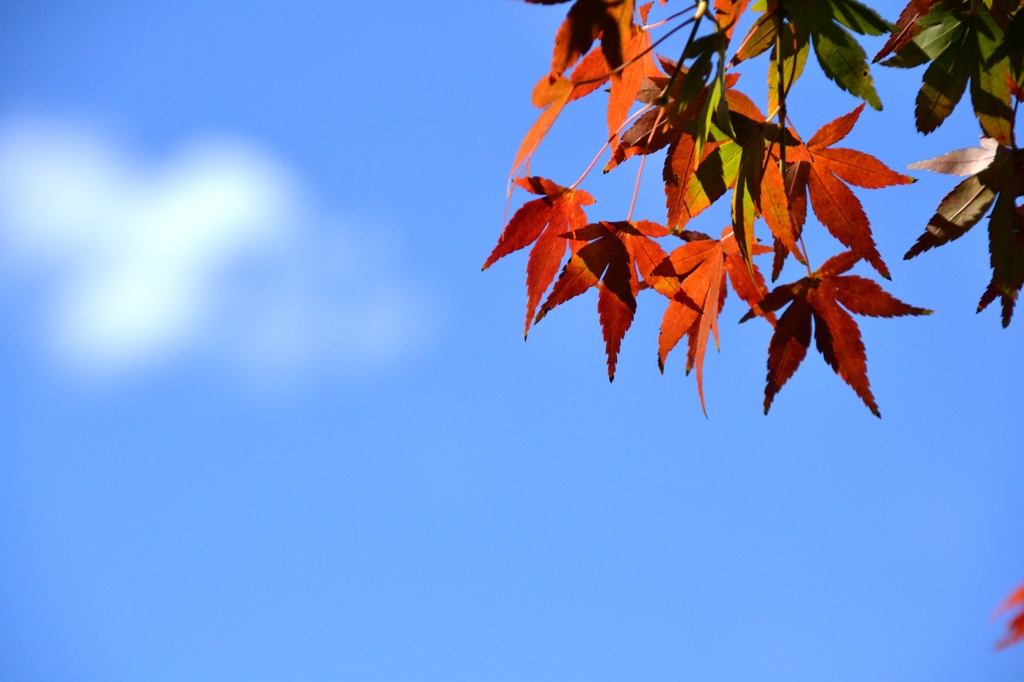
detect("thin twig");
top-left (799, 235), bottom-right (813, 276)
top-left (570, 104), bottom-right (655, 190)
top-left (627, 107), bottom-right (666, 222)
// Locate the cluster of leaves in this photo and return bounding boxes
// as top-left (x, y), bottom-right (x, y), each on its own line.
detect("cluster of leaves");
top-left (485, 0), bottom-right (1024, 646)
top-left (487, 0), bottom-right (934, 415)
top-left (882, 0), bottom-right (1024, 325)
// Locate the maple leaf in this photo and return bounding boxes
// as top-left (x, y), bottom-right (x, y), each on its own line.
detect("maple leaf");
top-left (525, 0), bottom-right (635, 76)
top-left (616, 29), bottom-right (740, 177)
top-left (659, 81), bottom-right (781, 252)
top-left (536, 219), bottom-right (669, 380)
top-left (876, 0), bottom-right (1014, 144)
top-left (783, 104), bottom-right (914, 279)
top-left (652, 86), bottom-right (805, 271)
top-left (511, 44), bottom-right (635, 179)
top-left (748, 251), bottom-right (932, 416)
top-left (608, 70), bottom-right (744, 173)
top-left (996, 583), bottom-right (1024, 650)
top-left (872, 0), bottom-right (940, 64)
top-left (732, 0), bottom-right (890, 110)
top-left (767, 19), bottom-right (811, 114)
top-left (651, 227), bottom-right (775, 413)
top-left (714, 0), bottom-right (752, 40)
top-left (512, 76), bottom-right (575, 179)
top-left (720, 95), bottom-right (807, 269)
top-left (906, 138), bottom-right (1024, 326)
top-left (483, 177), bottom-right (595, 337)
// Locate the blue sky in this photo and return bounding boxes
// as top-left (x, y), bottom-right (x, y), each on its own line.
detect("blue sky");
top-left (0, 1), bottom-right (1021, 680)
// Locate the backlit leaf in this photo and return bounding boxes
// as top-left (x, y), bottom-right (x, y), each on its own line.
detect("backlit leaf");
top-left (812, 20), bottom-right (883, 110)
top-left (484, 177), bottom-right (596, 336)
top-left (907, 138), bottom-right (1000, 176)
top-left (761, 253), bottom-right (931, 415)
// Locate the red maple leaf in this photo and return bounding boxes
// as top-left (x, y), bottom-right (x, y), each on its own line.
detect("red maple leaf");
top-left (748, 251), bottom-right (932, 416)
top-left (606, 22), bottom-right (661, 143)
top-left (512, 39), bottom-right (648, 179)
top-left (525, 0), bottom-right (635, 76)
top-left (536, 219), bottom-right (669, 380)
top-left (714, 0), bottom-right (752, 39)
top-left (788, 104), bottom-right (915, 279)
top-left (651, 227), bottom-right (775, 413)
top-left (872, 0), bottom-right (941, 64)
top-left (483, 177), bottom-right (595, 337)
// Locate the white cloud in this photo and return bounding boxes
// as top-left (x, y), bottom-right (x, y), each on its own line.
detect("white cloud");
top-left (0, 117), bottom-right (431, 381)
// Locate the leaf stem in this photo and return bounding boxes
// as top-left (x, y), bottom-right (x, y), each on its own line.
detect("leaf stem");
top-left (570, 104), bottom-right (655, 190)
top-left (799, 234), bottom-right (813, 276)
top-left (627, 107), bottom-right (666, 222)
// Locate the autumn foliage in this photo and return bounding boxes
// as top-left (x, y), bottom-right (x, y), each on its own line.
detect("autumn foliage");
top-left (485, 0), bottom-right (1024, 649)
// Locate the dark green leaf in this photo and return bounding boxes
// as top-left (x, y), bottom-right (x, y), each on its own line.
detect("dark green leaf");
top-left (914, 29), bottom-right (972, 134)
top-left (829, 0), bottom-right (893, 36)
top-left (732, 135), bottom-right (764, 268)
top-left (971, 10), bottom-right (1014, 145)
top-left (733, 12), bottom-right (777, 64)
top-left (904, 152), bottom-right (1009, 258)
top-left (881, 9), bottom-right (962, 69)
top-left (769, 24), bottom-right (810, 112)
top-left (812, 20), bottom-right (883, 110)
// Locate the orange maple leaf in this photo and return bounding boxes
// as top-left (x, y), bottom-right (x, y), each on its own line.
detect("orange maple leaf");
top-left (748, 251), bottom-right (932, 416)
top-left (525, 0), bottom-right (635, 76)
top-left (536, 219), bottom-right (669, 380)
top-left (483, 177), bottom-right (595, 337)
top-left (790, 104), bottom-right (915, 279)
top-left (607, 24), bottom-right (660, 143)
top-left (512, 41), bottom-right (641, 180)
top-left (713, 0), bottom-right (751, 39)
top-left (651, 227), bottom-right (774, 413)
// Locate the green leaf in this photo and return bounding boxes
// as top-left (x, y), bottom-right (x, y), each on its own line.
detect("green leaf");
top-left (971, 9), bottom-right (1014, 145)
top-left (915, 28), bottom-right (972, 134)
top-left (685, 34), bottom-right (721, 61)
top-left (684, 141), bottom-right (743, 223)
top-left (988, 184), bottom-right (1021, 296)
top-left (769, 23), bottom-right (810, 112)
top-left (880, 9), bottom-right (962, 69)
top-left (828, 0), bottom-right (893, 37)
top-left (732, 135), bottom-right (764, 268)
top-left (984, 156), bottom-right (1023, 309)
top-left (696, 70), bottom-right (724, 161)
top-left (812, 20), bottom-right (882, 110)
top-left (733, 12), bottom-right (778, 64)
top-left (713, 37), bottom-right (735, 139)
top-left (674, 49), bottom-right (714, 115)
top-left (992, 8), bottom-right (1024, 83)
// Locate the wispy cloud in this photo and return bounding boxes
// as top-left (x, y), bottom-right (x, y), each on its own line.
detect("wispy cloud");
top-left (0, 117), bottom-right (432, 382)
